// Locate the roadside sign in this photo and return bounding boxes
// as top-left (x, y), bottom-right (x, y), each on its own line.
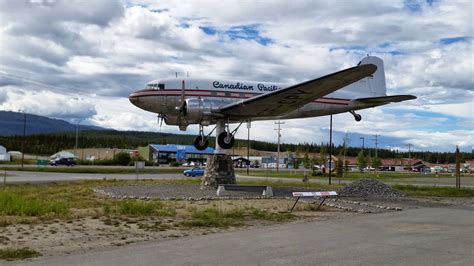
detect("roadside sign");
top-left (134, 161), bottom-right (145, 181)
top-left (292, 191), bottom-right (338, 197)
top-left (134, 161), bottom-right (145, 169)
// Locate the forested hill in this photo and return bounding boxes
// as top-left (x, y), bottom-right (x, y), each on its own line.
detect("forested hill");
top-left (0, 111), bottom-right (104, 136)
top-left (0, 130), bottom-right (471, 164)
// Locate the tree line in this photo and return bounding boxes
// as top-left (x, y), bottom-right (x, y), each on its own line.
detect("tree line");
top-left (0, 130), bottom-right (471, 164)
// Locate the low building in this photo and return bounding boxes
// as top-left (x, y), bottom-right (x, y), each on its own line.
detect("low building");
top-left (0, 145), bottom-right (10, 161)
top-left (261, 156), bottom-right (287, 169)
top-left (231, 156), bottom-right (262, 168)
top-left (63, 148), bottom-right (137, 161)
top-left (147, 144), bottom-right (215, 164)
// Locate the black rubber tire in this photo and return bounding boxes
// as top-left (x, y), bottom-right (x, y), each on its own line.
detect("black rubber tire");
top-left (185, 173), bottom-right (190, 177)
top-left (354, 114), bottom-right (362, 122)
top-left (194, 136), bottom-right (209, 151)
top-left (217, 132), bottom-right (234, 149)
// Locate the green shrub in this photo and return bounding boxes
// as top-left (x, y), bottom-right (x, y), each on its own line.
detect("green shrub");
top-left (114, 152), bottom-right (131, 166)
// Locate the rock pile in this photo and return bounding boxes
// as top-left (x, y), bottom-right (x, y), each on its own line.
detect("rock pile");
top-left (337, 179), bottom-right (405, 198)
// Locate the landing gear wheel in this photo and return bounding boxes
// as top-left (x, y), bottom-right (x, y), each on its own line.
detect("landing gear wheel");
top-left (194, 136), bottom-right (209, 151)
top-left (354, 114), bottom-right (362, 122)
top-left (217, 132), bottom-right (234, 149)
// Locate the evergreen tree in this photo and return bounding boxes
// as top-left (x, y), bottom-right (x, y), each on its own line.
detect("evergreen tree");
top-left (319, 145), bottom-right (327, 173)
top-left (302, 152), bottom-right (311, 169)
top-left (356, 150), bottom-right (367, 172)
top-left (372, 155), bottom-right (382, 171)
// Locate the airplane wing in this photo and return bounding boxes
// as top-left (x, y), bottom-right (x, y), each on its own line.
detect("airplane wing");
top-left (352, 95), bottom-right (417, 107)
top-left (218, 64), bottom-right (377, 119)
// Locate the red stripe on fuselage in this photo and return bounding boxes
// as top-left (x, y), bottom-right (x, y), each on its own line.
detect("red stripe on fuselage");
top-left (130, 89), bottom-right (350, 105)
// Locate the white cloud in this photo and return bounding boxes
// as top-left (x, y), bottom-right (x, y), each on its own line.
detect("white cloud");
top-left (0, 87), bottom-right (96, 121)
top-left (0, 0), bottom-right (472, 151)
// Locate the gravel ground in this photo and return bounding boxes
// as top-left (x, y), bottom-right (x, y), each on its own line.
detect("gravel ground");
top-left (95, 184), bottom-right (317, 199)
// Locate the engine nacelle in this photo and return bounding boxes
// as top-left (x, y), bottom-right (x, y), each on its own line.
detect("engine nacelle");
top-left (163, 98), bottom-right (213, 130)
top-left (184, 98), bottom-right (213, 124)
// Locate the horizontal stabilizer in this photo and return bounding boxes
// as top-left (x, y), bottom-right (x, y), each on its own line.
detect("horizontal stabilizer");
top-left (353, 95), bottom-right (416, 105)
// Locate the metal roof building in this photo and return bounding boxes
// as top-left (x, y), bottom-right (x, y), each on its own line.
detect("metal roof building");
top-left (150, 144), bottom-right (214, 155)
top-left (146, 144), bottom-right (215, 164)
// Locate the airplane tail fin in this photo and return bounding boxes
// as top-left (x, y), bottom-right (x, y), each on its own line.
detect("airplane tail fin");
top-left (344, 56), bottom-right (387, 96)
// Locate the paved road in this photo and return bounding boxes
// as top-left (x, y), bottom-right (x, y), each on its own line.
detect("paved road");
top-left (0, 171), bottom-right (184, 183)
top-left (2, 171), bottom-right (473, 188)
top-left (8, 207), bottom-right (473, 266)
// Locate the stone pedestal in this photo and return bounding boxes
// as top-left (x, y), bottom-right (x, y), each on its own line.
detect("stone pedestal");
top-left (201, 154), bottom-right (236, 189)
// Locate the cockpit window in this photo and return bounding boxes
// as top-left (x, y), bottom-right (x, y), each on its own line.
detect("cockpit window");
top-left (145, 83), bottom-right (165, 90)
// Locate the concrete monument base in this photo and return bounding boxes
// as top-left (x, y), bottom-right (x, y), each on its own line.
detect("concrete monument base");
top-left (201, 154), bottom-right (236, 189)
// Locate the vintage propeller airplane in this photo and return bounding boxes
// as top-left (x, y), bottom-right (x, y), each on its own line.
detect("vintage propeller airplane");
top-left (129, 56), bottom-right (416, 152)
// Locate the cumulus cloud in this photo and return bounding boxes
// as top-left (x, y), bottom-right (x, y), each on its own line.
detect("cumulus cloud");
top-left (0, 0), bottom-right (472, 151)
top-left (0, 87), bottom-right (97, 121)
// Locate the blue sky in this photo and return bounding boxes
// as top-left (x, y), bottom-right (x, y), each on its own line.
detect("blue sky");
top-left (0, 0), bottom-right (472, 152)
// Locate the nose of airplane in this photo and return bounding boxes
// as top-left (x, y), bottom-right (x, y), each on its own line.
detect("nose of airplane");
top-left (128, 92), bottom-right (139, 106)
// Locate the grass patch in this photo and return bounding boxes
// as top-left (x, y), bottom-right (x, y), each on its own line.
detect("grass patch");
top-left (0, 247), bottom-right (41, 261)
top-left (182, 207), bottom-right (294, 228)
top-left (104, 200), bottom-right (176, 217)
top-left (0, 192), bottom-right (68, 216)
top-left (0, 179), bottom-right (197, 222)
top-left (395, 185), bottom-right (474, 197)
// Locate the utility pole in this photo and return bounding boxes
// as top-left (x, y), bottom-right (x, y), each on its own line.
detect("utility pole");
top-left (274, 121), bottom-right (284, 173)
top-left (328, 115), bottom-right (333, 185)
top-left (342, 133), bottom-right (350, 184)
top-left (406, 143), bottom-right (413, 159)
top-left (247, 120), bottom-right (251, 175)
top-left (360, 137), bottom-right (365, 152)
top-left (406, 143), bottom-right (413, 171)
top-left (372, 134), bottom-right (379, 157)
top-left (21, 111), bottom-right (26, 169)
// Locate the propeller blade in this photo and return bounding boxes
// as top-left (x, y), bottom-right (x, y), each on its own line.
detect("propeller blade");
top-left (177, 80), bottom-right (187, 127)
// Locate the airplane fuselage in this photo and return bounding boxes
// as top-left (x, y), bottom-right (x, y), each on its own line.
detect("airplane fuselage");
top-left (128, 56), bottom-right (414, 151)
top-left (129, 77), bottom-right (378, 128)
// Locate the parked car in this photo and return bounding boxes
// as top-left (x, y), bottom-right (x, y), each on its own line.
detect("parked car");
top-left (50, 157), bottom-right (76, 166)
top-left (183, 167), bottom-right (205, 177)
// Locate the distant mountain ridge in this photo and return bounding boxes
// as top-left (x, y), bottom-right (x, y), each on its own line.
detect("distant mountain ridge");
top-left (0, 111), bottom-right (106, 136)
